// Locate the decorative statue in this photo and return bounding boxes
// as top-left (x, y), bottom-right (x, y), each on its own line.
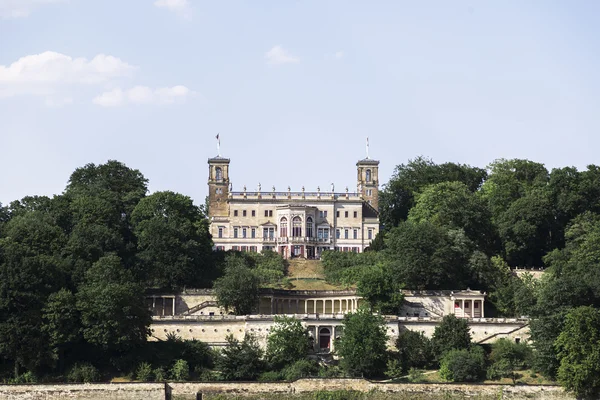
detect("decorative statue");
top-left (317, 186), bottom-right (320, 193)
top-left (345, 186), bottom-right (348, 193)
top-left (258, 182), bottom-right (261, 192)
top-left (272, 185), bottom-right (275, 192)
top-left (331, 183), bottom-right (335, 193)
top-left (302, 185), bottom-right (305, 192)
top-left (229, 182), bottom-right (232, 191)
top-left (287, 186), bottom-right (291, 192)
top-left (243, 185), bottom-right (247, 192)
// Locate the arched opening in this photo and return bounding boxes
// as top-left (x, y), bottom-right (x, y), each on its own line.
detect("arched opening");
top-left (215, 167), bottom-right (223, 181)
top-left (292, 216), bottom-right (302, 237)
top-left (306, 216), bottom-right (313, 238)
top-left (280, 217), bottom-right (288, 237)
top-left (319, 327), bottom-right (331, 350)
top-left (366, 169), bottom-right (372, 182)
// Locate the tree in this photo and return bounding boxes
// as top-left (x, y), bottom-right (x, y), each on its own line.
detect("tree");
top-left (42, 289), bottom-right (82, 371)
top-left (379, 157), bottom-right (487, 228)
top-left (408, 181), bottom-right (498, 254)
top-left (266, 316), bottom-right (311, 369)
top-left (431, 315), bottom-right (471, 359)
top-left (216, 334), bottom-right (264, 381)
top-left (214, 263), bottom-right (260, 315)
top-left (385, 221), bottom-right (472, 289)
top-left (335, 308), bottom-right (388, 378)
top-left (439, 346), bottom-right (486, 382)
top-left (131, 191), bottom-right (213, 289)
top-left (356, 264), bottom-right (404, 314)
top-left (487, 338), bottom-right (532, 384)
top-left (555, 306), bottom-right (600, 399)
top-left (76, 254), bottom-right (151, 354)
top-left (395, 330), bottom-right (433, 372)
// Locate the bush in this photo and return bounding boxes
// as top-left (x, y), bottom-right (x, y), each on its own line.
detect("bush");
top-left (258, 370), bottom-right (283, 381)
top-left (67, 363), bottom-right (101, 383)
top-left (407, 368), bottom-right (425, 383)
top-left (215, 334), bottom-right (265, 381)
top-left (170, 359), bottom-right (190, 381)
top-left (384, 358), bottom-right (403, 379)
top-left (9, 371), bottom-right (37, 384)
top-left (439, 346), bottom-right (486, 382)
top-left (431, 315), bottom-right (472, 360)
top-left (395, 330), bottom-right (434, 372)
top-left (281, 359), bottom-right (320, 381)
top-left (153, 367), bottom-right (166, 381)
top-left (135, 362), bottom-right (153, 381)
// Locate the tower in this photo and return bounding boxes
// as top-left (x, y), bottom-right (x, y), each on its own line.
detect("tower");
top-left (357, 158), bottom-right (380, 210)
top-left (207, 156), bottom-right (230, 218)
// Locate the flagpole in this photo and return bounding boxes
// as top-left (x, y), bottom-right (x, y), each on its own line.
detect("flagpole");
top-left (366, 137), bottom-right (369, 159)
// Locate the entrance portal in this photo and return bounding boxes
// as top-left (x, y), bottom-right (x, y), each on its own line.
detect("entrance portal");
top-left (319, 327), bottom-right (331, 350)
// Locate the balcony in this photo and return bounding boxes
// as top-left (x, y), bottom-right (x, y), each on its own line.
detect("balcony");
top-left (275, 237), bottom-right (332, 244)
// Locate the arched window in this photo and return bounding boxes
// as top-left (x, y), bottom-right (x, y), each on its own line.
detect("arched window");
top-left (215, 167), bottom-right (222, 181)
top-left (292, 216), bottom-right (302, 237)
top-left (319, 327), bottom-right (331, 349)
top-left (306, 216), bottom-right (313, 238)
top-left (280, 217), bottom-right (288, 237)
top-left (366, 169), bottom-right (372, 182)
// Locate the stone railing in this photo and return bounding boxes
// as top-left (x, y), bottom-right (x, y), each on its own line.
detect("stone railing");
top-left (229, 191), bottom-right (363, 201)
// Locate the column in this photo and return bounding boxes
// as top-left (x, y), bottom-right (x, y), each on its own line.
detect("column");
top-left (461, 299), bottom-right (465, 318)
top-left (331, 326), bottom-right (336, 352)
top-left (172, 297), bottom-right (175, 315)
top-left (305, 300), bottom-right (308, 314)
top-left (296, 299), bottom-right (299, 314)
top-left (270, 297), bottom-right (274, 314)
top-left (481, 300), bottom-right (485, 318)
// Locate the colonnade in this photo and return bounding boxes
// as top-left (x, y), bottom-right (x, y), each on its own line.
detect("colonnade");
top-left (270, 297), bottom-right (359, 315)
top-left (453, 298), bottom-right (484, 318)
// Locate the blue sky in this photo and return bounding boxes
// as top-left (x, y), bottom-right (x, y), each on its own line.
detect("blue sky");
top-left (1, 0), bottom-right (600, 206)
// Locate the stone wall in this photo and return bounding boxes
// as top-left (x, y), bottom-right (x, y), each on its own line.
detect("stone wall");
top-left (0, 383), bottom-right (165, 400)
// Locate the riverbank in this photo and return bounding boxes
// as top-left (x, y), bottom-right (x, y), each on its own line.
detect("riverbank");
top-left (0, 379), bottom-right (573, 400)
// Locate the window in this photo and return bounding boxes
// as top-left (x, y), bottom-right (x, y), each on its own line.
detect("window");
top-left (344, 229), bottom-right (349, 239)
top-left (250, 246), bottom-right (257, 252)
top-left (234, 210), bottom-right (238, 217)
top-left (345, 211), bottom-right (348, 218)
top-left (242, 228), bottom-right (247, 238)
top-left (218, 227), bottom-right (223, 238)
top-left (354, 211), bottom-right (358, 218)
top-left (265, 210), bottom-right (269, 217)
top-left (324, 211), bottom-right (328, 217)
top-left (269, 210), bottom-right (273, 217)
top-left (251, 228), bottom-right (256, 238)
top-left (336, 229), bottom-right (340, 239)
top-left (263, 228), bottom-right (268, 238)
top-left (353, 229), bottom-right (358, 239)
top-left (454, 302), bottom-right (460, 308)
top-left (216, 167), bottom-right (222, 181)
top-left (292, 216), bottom-right (302, 237)
top-left (232, 246), bottom-right (239, 251)
top-left (280, 217), bottom-right (288, 237)
top-left (252, 210), bottom-right (256, 217)
top-left (474, 302), bottom-right (479, 309)
top-left (306, 217), bottom-right (313, 237)
top-left (216, 245), bottom-right (225, 251)
top-left (318, 227), bottom-right (329, 240)
top-left (368, 229), bottom-right (373, 240)
top-left (264, 210), bottom-right (273, 217)
top-left (366, 189), bottom-right (372, 196)
top-left (336, 211), bottom-right (340, 218)
top-left (366, 169), bottom-right (371, 182)
top-left (243, 210), bottom-right (247, 217)
top-left (241, 246), bottom-right (248, 252)
top-left (352, 247), bottom-right (359, 253)
top-left (234, 228), bottom-right (238, 238)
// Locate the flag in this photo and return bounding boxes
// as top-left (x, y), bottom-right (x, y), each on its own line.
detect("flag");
top-left (216, 133), bottom-right (220, 141)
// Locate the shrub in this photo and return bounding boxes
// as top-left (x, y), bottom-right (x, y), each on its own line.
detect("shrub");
top-left (9, 371), bottom-right (37, 384)
top-left (395, 330), bottom-right (434, 372)
top-left (215, 334), bottom-right (265, 381)
top-left (170, 359), bottom-right (190, 381)
top-left (258, 370), bottom-right (283, 381)
top-left (153, 367), bottom-right (166, 381)
top-left (431, 315), bottom-right (472, 360)
top-left (439, 346), bottom-right (486, 382)
top-left (384, 358), bottom-right (403, 380)
top-left (67, 363), bottom-right (101, 383)
top-left (136, 362), bottom-right (153, 381)
top-left (407, 368), bottom-right (425, 383)
top-left (281, 359), bottom-right (320, 381)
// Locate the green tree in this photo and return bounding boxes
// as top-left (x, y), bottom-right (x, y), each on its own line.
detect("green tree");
top-left (395, 330), bottom-right (433, 372)
top-left (266, 316), bottom-right (311, 369)
top-left (379, 157), bottom-right (487, 228)
top-left (408, 181), bottom-right (498, 254)
top-left (335, 308), bottom-right (388, 378)
top-left (76, 254), bottom-right (151, 354)
top-left (356, 264), bottom-right (404, 314)
top-left (439, 346), bottom-right (486, 382)
top-left (42, 289), bottom-right (82, 371)
top-left (487, 338), bottom-right (532, 384)
top-left (131, 191), bottom-right (213, 289)
top-left (216, 334), bottom-right (264, 381)
top-left (431, 315), bottom-right (471, 359)
top-left (214, 263), bottom-right (260, 315)
top-left (555, 306), bottom-right (600, 399)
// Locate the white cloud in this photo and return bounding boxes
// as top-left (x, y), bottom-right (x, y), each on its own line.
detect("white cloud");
top-left (154, 0), bottom-right (191, 18)
top-left (93, 85), bottom-right (194, 107)
top-left (0, 51), bottom-right (136, 98)
top-left (334, 51), bottom-right (344, 59)
top-left (265, 45), bottom-right (299, 66)
top-left (0, 0), bottom-right (65, 19)
top-left (44, 96), bottom-right (73, 108)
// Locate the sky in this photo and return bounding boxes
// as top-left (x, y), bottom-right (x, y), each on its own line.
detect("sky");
top-left (1, 0), bottom-right (600, 206)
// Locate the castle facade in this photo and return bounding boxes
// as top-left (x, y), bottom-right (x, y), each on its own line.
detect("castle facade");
top-left (207, 155), bottom-right (380, 258)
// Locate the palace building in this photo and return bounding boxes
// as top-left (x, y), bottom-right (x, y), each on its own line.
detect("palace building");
top-left (207, 154), bottom-right (380, 258)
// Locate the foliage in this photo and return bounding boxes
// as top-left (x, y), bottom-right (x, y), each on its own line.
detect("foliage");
top-left (356, 264), bottom-right (404, 314)
top-left (135, 362), bottom-right (153, 381)
top-left (431, 315), bottom-right (471, 359)
top-left (335, 308), bottom-right (388, 378)
top-left (281, 359), bottom-right (320, 380)
top-left (266, 316), bottom-right (311, 369)
top-left (153, 367), bottom-right (166, 381)
top-left (216, 334), bottom-right (265, 381)
top-left (384, 358), bottom-right (403, 379)
top-left (395, 330), bottom-right (433, 372)
top-left (407, 367), bottom-right (425, 383)
top-left (487, 339), bottom-right (532, 384)
top-left (214, 262), bottom-right (260, 315)
top-left (170, 359), bottom-right (190, 381)
top-left (66, 362), bottom-right (101, 383)
top-left (439, 346), bottom-right (486, 382)
top-left (258, 370), bottom-right (283, 381)
top-left (321, 251), bottom-right (385, 286)
top-left (555, 306), bottom-right (600, 399)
